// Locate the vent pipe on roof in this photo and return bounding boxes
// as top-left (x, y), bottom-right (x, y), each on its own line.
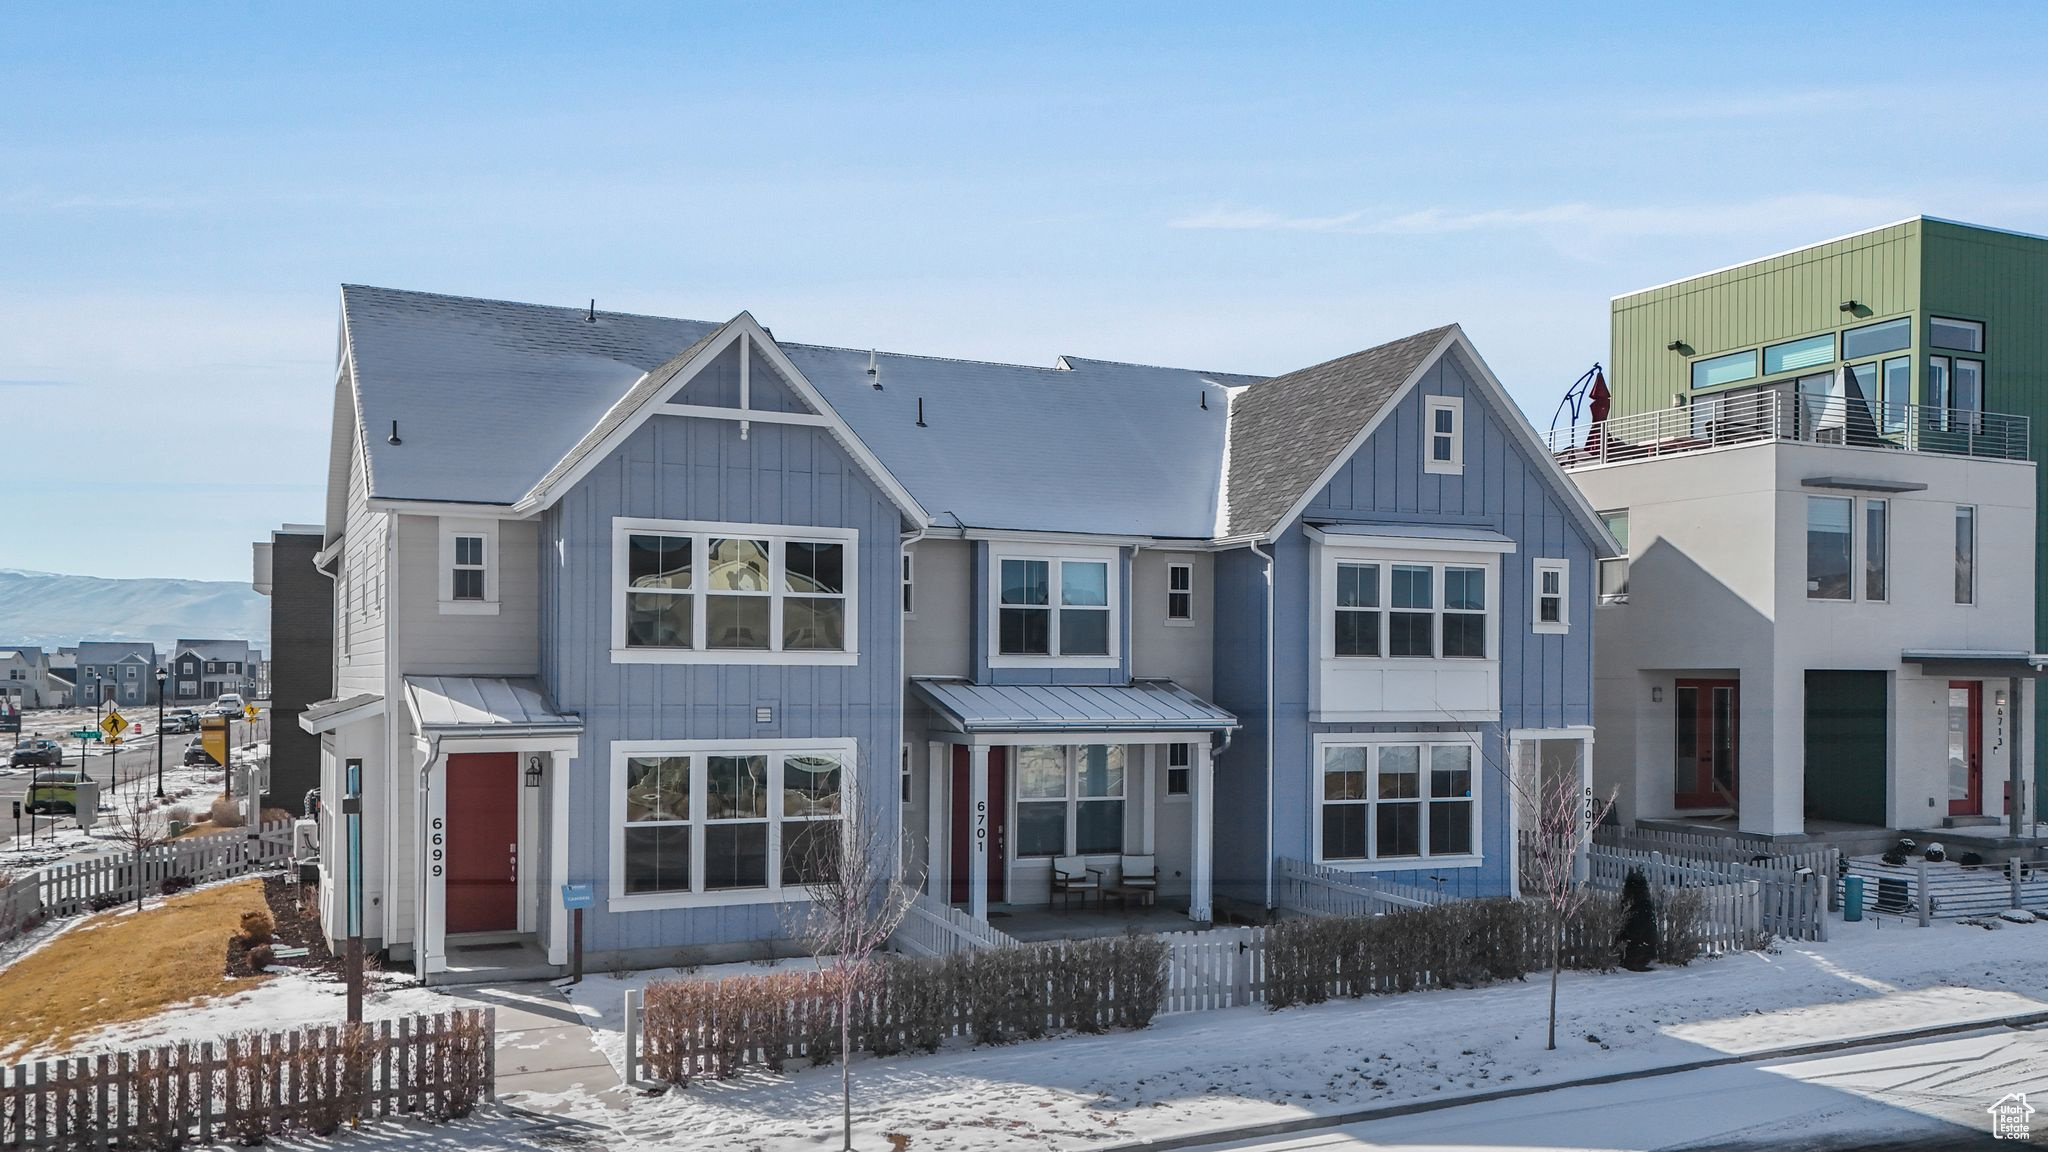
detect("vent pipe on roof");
top-left (1201, 391), bottom-right (1208, 410)
top-left (387, 420), bottom-right (402, 446)
top-left (916, 397), bottom-right (927, 428)
top-left (867, 349), bottom-right (882, 389)
top-left (585, 299), bottom-right (597, 323)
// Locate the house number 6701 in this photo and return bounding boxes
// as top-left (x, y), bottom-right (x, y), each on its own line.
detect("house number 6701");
top-left (975, 800), bottom-right (987, 851)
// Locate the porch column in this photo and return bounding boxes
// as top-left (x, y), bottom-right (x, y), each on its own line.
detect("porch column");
top-left (968, 743), bottom-right (990, 922)
top-left (546, 750), bottom-right (572, 967)
top-left (926, 742), bottom-right (946, 898)
top-left (1141, 744), bottom-right (1157, 855)
top-left (1190, 738), bottom-right (1214, 923)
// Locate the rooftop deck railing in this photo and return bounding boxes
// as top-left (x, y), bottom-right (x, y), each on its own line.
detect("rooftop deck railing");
top-left (1545, 389), bottom-right (2031, 467)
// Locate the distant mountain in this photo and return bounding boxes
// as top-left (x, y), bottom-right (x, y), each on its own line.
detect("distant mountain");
top-left (0, 569), bottom-right (267, 654)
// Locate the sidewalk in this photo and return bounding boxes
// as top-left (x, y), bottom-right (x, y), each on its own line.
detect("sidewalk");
top-left (442, 981), bottom-right (632, 1116)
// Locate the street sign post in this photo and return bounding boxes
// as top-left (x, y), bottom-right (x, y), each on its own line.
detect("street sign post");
top-left (561, 884), bottom-right (595, 983)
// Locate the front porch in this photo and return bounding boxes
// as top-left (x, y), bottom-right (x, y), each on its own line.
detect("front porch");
top-left (911, 678), bottom-right (1237, 935)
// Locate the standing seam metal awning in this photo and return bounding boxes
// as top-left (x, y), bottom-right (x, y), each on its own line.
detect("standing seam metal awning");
top-left (912, 678), bottom-right (1237, 733)
top-left (1901, 650), bottom-right (2048, 678)
top-left (402, 676), bottom-right (583, 736)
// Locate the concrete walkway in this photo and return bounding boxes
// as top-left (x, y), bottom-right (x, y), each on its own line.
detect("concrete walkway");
top-left (442, 980), bottom-right (632, 1115)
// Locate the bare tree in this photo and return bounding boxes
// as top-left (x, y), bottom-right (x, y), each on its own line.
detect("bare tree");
top-left (780, 772), bottom-right (922, 1152)
top-left (1509, 756), bottom-right (1616, 1050)
top-left (107, 750), bottom-right (174, 912)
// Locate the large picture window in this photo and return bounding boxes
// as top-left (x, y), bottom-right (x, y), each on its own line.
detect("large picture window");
top-left (1318, 738), bottom-right (1478, 864)
top-left (1806, 496), bottom-right (1852, 601)
top-left (612, 519), bottom-right (857, 664)
top-left (1329, 561), bottom-right (1489, 660)
top-left (991, 548), bottom-right (1119, 663)
top-left (613, 741), bottom-right (848, 907)
top-left (1013, 744), bottom-right (1126, 858)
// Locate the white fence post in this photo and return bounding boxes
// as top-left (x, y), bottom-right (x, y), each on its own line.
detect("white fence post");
top-left (622, 988), bottom-right (641, 1087)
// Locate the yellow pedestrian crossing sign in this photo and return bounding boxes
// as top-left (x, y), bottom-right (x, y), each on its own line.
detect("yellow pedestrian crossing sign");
top-left (243, 705), bottom-right (261, 722)
top-left (99, 709), bottom-right (129, 739)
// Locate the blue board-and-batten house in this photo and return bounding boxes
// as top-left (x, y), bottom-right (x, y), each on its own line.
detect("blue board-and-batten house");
top-left (1210, 327), bottom-right (1617, 908)
top-left (302, 285), bottom-right (1613, 983)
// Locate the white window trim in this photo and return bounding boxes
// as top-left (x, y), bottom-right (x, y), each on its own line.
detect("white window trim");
top-left (1864, 498), bottom-right (1889, 604)
top-left (1009, 743), bottom-right (1130, 860)
top-left (1164, 742), bottom-right (1192, 802)
top-left (1311, 731), bottom-right (1484, 870)
top-left (1929, 316), bottom-right (1985, 353)
top-left (1317, 546), bottom-right (1500, 664)
top-left (610, 516), bottom-right (860, 666)
top-left (1164, 560), bottom-right (1195, 627)
top-left (438, 517), bottom-right (501, 616)
top-left (987, 542), bottom-right (1121, 669)
top-left (607, 737), bottom-right (856, 912)
top-left (1532, 559), bottom-right (1570, 635)
top-left (1423, 396), bottom-right (1465, 476)
top-left (902, 549), bottom-right (915, 619)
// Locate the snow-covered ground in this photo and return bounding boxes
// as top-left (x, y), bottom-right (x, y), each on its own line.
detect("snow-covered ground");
top-left (535, 915), bottom-right (2048, 1151)
top-left (0, 759), bottom-right (227, 870)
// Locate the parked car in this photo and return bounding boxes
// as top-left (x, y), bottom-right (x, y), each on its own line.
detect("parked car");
top-left (184, 741), bottom-right (221, 767)
top-left (9, 738), bottom-right (63, 769)
top-left (26, 768), bottom-right (91, 814)
top-left (213, 694), bottom-right (248, 717)
top-left (163, 709), bottom-right (201, 734)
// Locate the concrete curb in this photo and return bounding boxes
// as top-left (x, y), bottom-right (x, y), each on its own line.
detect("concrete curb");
top-left (1093, 1009), bottom-right (2048, 1152)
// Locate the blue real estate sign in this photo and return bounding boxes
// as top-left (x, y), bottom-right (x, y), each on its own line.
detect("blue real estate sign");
top-left (560, 883), bottom-right (595, 910)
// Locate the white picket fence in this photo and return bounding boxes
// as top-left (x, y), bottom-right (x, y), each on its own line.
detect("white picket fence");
top-left (1572, 831), bottom-right (1832, 942)
top-left (1158, 925), bottom-right (1265, 1013)
top-left (1274, 857), bottom-right (1451, 917)
top-left (890, 891), bottom-right (1018, 956)
top-left (35, 819), bottom-right (297, 920)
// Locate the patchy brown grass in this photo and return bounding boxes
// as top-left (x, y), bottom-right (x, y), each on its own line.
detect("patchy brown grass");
top-left (0, 877), bottom-right (273, 1057)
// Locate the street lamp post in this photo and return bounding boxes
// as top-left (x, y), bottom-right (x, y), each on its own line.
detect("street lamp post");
top-left (153, 667), bottom-right (166, 798)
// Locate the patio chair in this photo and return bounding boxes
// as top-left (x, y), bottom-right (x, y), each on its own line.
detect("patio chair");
top-left (1117, 855), bottom-right (1158, 906)
top-left (1051, 856), bottom-right (1101, 911)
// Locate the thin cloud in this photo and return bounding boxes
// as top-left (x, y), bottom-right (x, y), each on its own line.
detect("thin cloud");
top-left (1170, 194), bottom-right (1916, 241)
top-left (0, 378), bottom-right (72, 388)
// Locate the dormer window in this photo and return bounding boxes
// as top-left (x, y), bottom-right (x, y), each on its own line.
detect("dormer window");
top-left (989, 545), bottom-right (1120, 666)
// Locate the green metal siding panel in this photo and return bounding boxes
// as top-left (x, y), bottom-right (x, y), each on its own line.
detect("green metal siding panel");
top-left (1919, 220), bottom-right (2048, 799)
top-left (1609, 222), bottom-right (1922, 416)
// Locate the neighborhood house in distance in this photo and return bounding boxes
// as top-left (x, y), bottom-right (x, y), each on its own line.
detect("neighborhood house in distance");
top-left (300, 284), bottom-right (1613, 981)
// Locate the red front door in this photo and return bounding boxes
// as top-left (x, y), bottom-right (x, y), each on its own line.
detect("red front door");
top-left (1674, 679), bottom-right (1739, 809)
top-left (1947, 681), bottom-right (1983, 817)
top-left (949, 745), bottom-right (1008, 905)
top-left (445, 752), bottom-right (519, 934)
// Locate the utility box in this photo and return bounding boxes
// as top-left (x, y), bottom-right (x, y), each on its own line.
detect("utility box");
top-left (72, 781), bottom-right (99, 830)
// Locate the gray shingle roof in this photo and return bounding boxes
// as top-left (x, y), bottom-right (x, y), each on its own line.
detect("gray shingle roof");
top-left (1222, 325), bottom-right (1455, 539)
top-left (340, 286), bottom-right (1263, 538)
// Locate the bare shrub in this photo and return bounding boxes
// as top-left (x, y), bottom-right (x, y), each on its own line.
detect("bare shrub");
top-left (240, 909), bottom-right (275, 946)
top-left (208, 794), bottom-right (246, 828)
top-left (1658, 887), bottom-right (1707, 967)
top-left (248, 943), bottom-right (276, 971)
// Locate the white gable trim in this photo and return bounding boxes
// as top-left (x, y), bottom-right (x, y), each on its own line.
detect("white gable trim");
top-left (1259, 327), bottom-right (1621, 558)
top-left (516, 313), bottom-right (929, 527)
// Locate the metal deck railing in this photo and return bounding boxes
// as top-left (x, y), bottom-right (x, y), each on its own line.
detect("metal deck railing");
top-left (1545, 390), bottom-right (2030, 467)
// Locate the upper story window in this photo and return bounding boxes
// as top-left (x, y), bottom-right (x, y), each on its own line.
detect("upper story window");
top-left (1532, 559), bottom-right (1569, 634)
top-left (1955, 505), bottom-right (1976, 605)
top-left (1599, 511), bottom-right (1630, 602)
top-left (1807, 496), bottom-right (1852, 600)
top-left (1763, 333), bottom-right (1835, 376)
top-left (989, 545), bottom-right (1119, 666)
top-left (182, 660), bottom-right (195, 674)
top-left (1165, 560), bottom-right (1193, 624)
top-left (1423, 397), bottom-right (1464, 475)
top-left (1331, 560), bottom-right (1488, 659)
top-left (204, 661), bottom-right (218, 674)
top-left (612, 518), bottom-right (858, 666)
top-left (1166, 743), bottom-right (1191, 797)
top-left (902, 551), bottom-right (915, 617)
top-left (1690, 350), bottom-right (1756, 390)
top-left (438, 518), bottom-right (499, 616)
top-left (1841, 316), bottom-right (1911, 360)
top-left (1930, 317), bottom-right (1984, 353)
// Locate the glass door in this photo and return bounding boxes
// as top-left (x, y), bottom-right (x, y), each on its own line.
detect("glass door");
top-left (1674, 679), bottom-right (1739, 809)
top-left (1947, 681), bottom-right (1982, 817)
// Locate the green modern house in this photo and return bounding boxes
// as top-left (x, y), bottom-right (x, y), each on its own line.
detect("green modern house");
top-left (1571, 217), bottom-right (2045, 841)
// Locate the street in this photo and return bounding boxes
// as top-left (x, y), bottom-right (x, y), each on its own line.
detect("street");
top-left (0, 707), bottom-right (269, 850)
top-left (1194, 1025), bottom-right (2048, 1152)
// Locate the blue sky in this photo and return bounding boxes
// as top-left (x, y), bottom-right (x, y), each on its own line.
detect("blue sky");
top-left (5, 3), bottom-right (2047, 580)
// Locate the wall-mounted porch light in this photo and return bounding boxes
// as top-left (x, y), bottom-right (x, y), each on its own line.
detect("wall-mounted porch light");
top-left (1838, 300), bottom-right (1859, 313)
top-left (525, 755), bottom-right (544, 788)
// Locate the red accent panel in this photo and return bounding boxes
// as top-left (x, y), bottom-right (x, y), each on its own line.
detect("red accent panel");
top-left (445, 752), bottom-right (518, 934)
top-left (947, 745), bottom-right (1008, 905)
